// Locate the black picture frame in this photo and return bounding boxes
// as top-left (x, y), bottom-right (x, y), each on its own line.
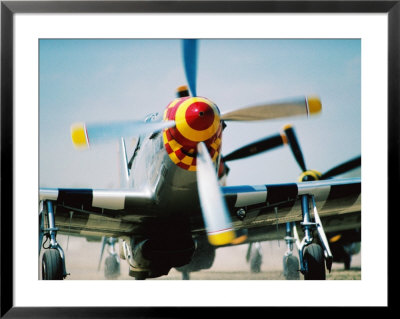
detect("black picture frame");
top-left (1, 1), bottom-right (396, 317)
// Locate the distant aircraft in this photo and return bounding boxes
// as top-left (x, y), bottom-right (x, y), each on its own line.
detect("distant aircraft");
top-left (228, 124), bottom-right (361, 278)
top-left (39, 39), bottom-right (360, 280)
top-left (97, 237), bottom-right (120, 279)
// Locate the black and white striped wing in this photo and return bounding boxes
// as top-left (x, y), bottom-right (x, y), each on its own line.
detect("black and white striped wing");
top-left (222, 177), bottom-right (361, 229)
top-left (39, 188), bottom-right (154, 238)
top-left (39, 178), bottom-right (361, 239)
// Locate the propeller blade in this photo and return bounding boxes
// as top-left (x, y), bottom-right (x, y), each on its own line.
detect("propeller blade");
top-left (321, 156), bottom-right (361, 179)
top-left (71, 120), bottom-right (175, 149)
top-left (283, 125), bottom-right (307, 172)
top-left (282, 124), bottom-right (360, 181)
top-left (221, 96), bottom-right (321, 122)
top-left (182, 39), bottom-right (198, 97)
top-left (196, 142), bottom-right (235, 246)
top-left (223, 133), bottom-right (285, 162)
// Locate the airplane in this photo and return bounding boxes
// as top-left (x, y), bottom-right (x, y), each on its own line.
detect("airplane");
top-left (94, 124), bottom-right (361, 280)
top-left (223, 125), bottom-right (361, 277)
top-left (176, 124), bottom-right (361, 280)
top-left (39, 39), bottom-right (361, 280)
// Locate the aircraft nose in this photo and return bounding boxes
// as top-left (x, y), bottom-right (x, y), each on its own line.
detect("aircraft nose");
top-left (174, 97), bottom-right (220, 143)
top-left (185, 101), bottom-right (216, 131)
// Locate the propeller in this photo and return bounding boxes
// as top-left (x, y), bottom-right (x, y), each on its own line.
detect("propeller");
top-left (320, 156), bottom-right (361, 180)
top-left (196, 142), bottom-right (235, 246)
top-left (221, 123), bottom-right (360, 181)
top-left (283, 125), bottom-right (307, 173)
top-left (221, 96), bottom-right (321, 122)
top-left (71, 40), bottom-right (194, 149)
top-left (223, 133), bottom-right (286, 162)
top-left (182, 39), bottom-right (198, 97)
top-left (182, 39), bottom-right (321, 123)
top-left (283, 125), bottom-right (360, 181)
top-left (71, 120), bottom-right (175, 149)
top-left (70, 39), bottom-right (326, 247)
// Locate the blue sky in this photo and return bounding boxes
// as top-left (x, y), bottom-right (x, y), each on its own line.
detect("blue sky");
top-left (39, 39), bottom-right (361, 188)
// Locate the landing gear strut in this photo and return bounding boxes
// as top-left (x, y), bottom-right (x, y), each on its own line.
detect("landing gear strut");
top-left (294, 195), bottom-right (333, 280)
top-left (39, 201), bottom-right (68, 280)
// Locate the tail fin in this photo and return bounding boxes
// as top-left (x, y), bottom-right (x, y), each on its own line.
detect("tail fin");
top-left (118, 137), bottom-right (130, 188)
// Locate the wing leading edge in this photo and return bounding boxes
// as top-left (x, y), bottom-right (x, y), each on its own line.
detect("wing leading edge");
top-left (40, 188), bottom-right (154, 212)
top-left (40, 178), bottom-right (360, 238)
top-left (222, 177), bottom-right (361, 230)
top-left (39, 188), bottom-right (156, 238)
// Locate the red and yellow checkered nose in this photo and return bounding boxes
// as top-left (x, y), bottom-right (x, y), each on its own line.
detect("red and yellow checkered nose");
top-left (163, 97), bottom-right (222, 171)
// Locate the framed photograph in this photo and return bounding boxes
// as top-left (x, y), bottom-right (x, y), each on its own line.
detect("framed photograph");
top-left (1, 0), bottom-right (396, 316)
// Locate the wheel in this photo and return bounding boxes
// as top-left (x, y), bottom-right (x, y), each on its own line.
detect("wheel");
top-left (42, 249), bottom-right (63, 280)
top-left (250, 250), bottom-right (262, 273)
top-left (134, 272), bottom-right (147, 280)
top-left (104, 255), bottom-right (120, 279)
top-left (331, 242), bottom-right (352, 270)
top-left (283, 255), bottom-right (300, 280)
top-left (343, 252), bottom-right (352, 270)
top-left (303, 244), bottom-right (326, 280)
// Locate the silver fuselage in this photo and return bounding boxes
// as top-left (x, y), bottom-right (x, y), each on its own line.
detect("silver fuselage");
top-left (129, 130), bottom-right (203, 216)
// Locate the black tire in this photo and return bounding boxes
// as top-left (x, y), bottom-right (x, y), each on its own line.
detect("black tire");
top-left (283, 255), bottom-right (300, 280)
top-left (343, 253), bottom-right (352, 270)
top-left (303, 244), bottom-right (326, 280)
top-left (42, 249), bottom-right (63, 280)
top-left (134, 272), bottom-right (147, 280)
top-left (104, 255), bottom-right (120, 279)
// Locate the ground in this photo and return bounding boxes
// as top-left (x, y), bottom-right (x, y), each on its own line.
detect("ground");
top-left (39, 234), bottom-right (361, 280)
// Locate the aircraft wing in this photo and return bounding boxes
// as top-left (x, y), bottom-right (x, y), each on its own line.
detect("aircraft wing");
top-left (40, 177), bottom-right (360, 241)
top-left (221, 177), bottom-right (361, 238)
top-left (39, 188), bottom-right (155, 238)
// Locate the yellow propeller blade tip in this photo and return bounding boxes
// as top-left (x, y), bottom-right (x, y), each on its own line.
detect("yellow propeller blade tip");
top-left (307, 96), bottom-right (322, 114)
top-left (231, 234), bottom-right (248, 245)
top-left (208, 229), bottom-right (235, 246)
top-left (71, 123), bottom-right (89, 149)
top-left (177, 85), bottom-right (189, 92)
top-left (283, 124), bottom-right (293, 130)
